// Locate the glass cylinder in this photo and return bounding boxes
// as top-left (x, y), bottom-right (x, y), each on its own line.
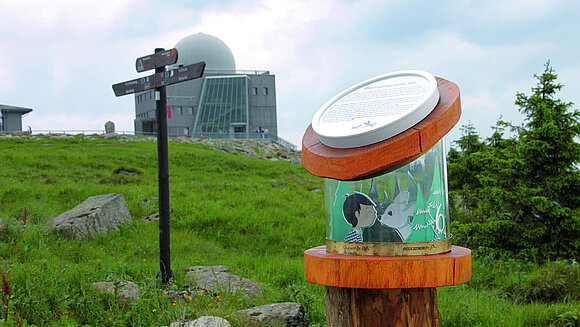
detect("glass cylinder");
top-left (324, 138), bottom-right (450, 247)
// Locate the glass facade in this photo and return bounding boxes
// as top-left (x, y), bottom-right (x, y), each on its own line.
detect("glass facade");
top-left (194, 76), bottom-right (248, 136)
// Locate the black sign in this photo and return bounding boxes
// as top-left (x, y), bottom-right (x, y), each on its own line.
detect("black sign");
top-left (113, 62), bottom-right (206, 97)
top-left (136, 48), bottom-right (179, 73)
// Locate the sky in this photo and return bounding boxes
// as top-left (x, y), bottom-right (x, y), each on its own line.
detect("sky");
top-left (1, 0), bottom-right (579, 149)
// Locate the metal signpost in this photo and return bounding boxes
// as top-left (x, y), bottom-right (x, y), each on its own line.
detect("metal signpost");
top-left (112, 48), bottom-right (205, 285)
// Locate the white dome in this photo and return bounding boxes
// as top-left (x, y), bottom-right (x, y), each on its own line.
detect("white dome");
top-left (174, 33), bottom-right (236, 70)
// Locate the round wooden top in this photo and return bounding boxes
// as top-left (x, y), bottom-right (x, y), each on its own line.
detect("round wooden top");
top-left (304, 245), bottom-right (471, 289)
top-left (301, 77), bottom-right (461, 181)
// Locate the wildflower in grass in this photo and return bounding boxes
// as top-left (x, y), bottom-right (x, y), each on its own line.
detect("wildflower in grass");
top-left (152, 309), bottom-right (156, 313)
top-left (0, 269), bottom-right (12, 321)
top-left (224, 315), bottom-right (230, 318)
top-left (188, 296), bottom-right (192, 301)
top-left (21, 208), bottom-right (27, 226)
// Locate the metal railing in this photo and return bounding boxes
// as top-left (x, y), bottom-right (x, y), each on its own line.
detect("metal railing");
top-left (27, 130), bottom-right (134, 135)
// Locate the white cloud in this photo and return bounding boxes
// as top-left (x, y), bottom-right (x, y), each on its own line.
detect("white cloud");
top-left (1, 0), bottom-right (578, 149)
top-left (0, 0), bottom-right (139, 36)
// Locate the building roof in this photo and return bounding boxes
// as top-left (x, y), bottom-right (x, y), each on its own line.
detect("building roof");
top-left (0, 104), bottom-right (33, 114)
top-left (174, 33), bottom-right (236, 71)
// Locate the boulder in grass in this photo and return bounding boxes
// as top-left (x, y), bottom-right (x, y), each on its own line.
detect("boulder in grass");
top-left (169, 316), bottom-right (231, 327)
top-left (50, 193), bottom-right (131, 239)
top-left (238, 303), bottom-right (307, 327)
top-left (185, 266), bottom-right (263, 299)
top-left (91, 281), bottom-right (139, 303)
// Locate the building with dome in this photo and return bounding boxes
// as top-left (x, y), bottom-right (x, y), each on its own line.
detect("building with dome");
top-left (134, 33), bottom-right (286, 145)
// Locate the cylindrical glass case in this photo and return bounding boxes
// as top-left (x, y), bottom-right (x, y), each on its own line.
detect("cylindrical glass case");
top-left (324, 139), bottom-right (450, 254)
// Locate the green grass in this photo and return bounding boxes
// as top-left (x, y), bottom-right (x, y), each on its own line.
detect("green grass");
top-left (0, 136), bottom-right (578, 326)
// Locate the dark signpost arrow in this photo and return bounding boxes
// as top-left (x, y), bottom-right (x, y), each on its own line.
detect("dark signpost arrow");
top-left (136, 48), bottom-right (178, 73)
top-left (112, 48), bottom-right (205, 285)
top-left (113, 61), bottom-right (205, 96)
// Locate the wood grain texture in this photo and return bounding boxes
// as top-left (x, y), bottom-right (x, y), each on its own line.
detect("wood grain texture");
top-left (304, 245), bottom-right (471, 289)
top-left (301, 77), bottom-right (461, 181)
top-left (325, 286), bottom-right (439, 327)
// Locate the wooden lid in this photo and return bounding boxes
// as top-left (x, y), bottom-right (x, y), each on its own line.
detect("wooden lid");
top-left (302, 77), bottom-right (461, 180)
top-left (304, 245), bottom-right (471, 289)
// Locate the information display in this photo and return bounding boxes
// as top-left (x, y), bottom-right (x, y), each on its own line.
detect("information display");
top-left (312, 70), bottom-right (439, 148)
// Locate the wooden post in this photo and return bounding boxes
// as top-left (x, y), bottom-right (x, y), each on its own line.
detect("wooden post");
top-left (154, 47), bottom-right (173, 285)
top-left (304, 246), bottom-right (471, 327)
top-left (325, 287), bottom-right (438, 327)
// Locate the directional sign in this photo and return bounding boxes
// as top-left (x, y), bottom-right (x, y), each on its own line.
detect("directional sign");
top-left (136, 48), bottom-right (179, 73)
top-left (113, 62), bottom-right (206, 97)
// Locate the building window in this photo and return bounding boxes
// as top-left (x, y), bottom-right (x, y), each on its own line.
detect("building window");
top-left (185, 107), bottom-right (193, 115)
top-left (262, 87), bottom-right (268, 96)
top-left (196, 76), bottom-right (249, 136)
top-left (251, 87), bottom-right (258, 95)
top-left (176, 107), bottom-right (182, 115)
top-left (184, 127), bottom-right (189, 135)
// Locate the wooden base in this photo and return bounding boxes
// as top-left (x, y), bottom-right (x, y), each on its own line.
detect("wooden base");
top-left (325, 286), bottom-right (439, 327)
top-left (304, 245), bottom-right (471, 289)
top-left (305, 246), bottom-right (471, 326)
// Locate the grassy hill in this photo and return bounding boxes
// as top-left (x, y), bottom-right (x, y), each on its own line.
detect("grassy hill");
top-left (0, 135), bottom-right (578, 326)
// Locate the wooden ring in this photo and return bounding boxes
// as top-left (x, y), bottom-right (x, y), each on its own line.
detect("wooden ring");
top-left (302, 77), bottom-right (461, 181)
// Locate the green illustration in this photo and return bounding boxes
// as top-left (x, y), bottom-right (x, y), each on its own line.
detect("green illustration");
top-left (330, 181), bottom-right (354, 241)
top-left (405, 185), bottom-right (436, 242)
top-left (426, 161), bottom-right (446, 240)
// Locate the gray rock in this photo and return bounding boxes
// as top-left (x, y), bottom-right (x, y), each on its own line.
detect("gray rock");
top-left (50, 193), bottom-right (131, 239)
top-left (169, 316), bottom-right (231, 327)
top-left (238, 303), bottom-right (306, 327)
top-left (104, 133), bottom-right (120, 140)
top-left (185, 266), bottom-right (263, 299)
top-left (105, 121), bottom-right (115, 134)
top-left (91, 281), bottom-right (139, 302)
top-left (141, 212), bottom-right (159, 222)
top-left (121, 134), bottom-right (139, 141)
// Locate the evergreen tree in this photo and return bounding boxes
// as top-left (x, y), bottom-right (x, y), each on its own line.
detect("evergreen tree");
top-left (448, 62), bottom-right (580, 260)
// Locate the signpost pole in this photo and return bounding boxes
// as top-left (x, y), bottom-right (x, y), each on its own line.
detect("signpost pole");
top-left (154, 48), bottom-right (172, 285)
top-left (112, 47), bottom-right (204, 287)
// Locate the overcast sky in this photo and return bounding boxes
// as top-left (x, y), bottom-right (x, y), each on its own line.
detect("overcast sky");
top-left (1, 0), bottom-right (579, 148)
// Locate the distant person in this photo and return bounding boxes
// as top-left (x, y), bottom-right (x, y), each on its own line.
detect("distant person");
top-left (28, 126), bottom-right (32, 135)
